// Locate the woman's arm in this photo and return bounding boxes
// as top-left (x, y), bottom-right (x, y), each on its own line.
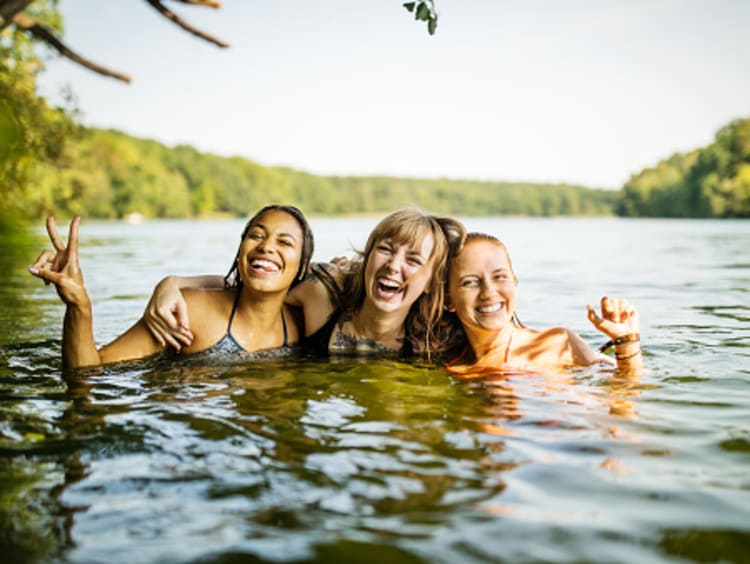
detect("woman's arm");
top-left (143, 274), bottom-right (223, 350)
top-left (29, 217), bottom-right (166, 369)
top-left (29, 216), bottom-right (99, 369)
top-left (285, 263), bottom-right (341, 335)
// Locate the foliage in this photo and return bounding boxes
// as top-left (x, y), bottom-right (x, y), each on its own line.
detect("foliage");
top-left (0, 0), bottom-right (78, 216)
top-left (617, 118), bottom-right (750, 218)
top-left (403, 1), bottom-right (438, 35)
top-left (26, 127), bottom-right (617, 219)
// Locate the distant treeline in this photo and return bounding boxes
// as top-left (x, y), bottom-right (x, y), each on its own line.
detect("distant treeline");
top-left (618, 118), bottom-right (750, 218)
top-left (17, 117), bottom-right (750, 220)
top-left (25, 128), bottom-right (617, 219)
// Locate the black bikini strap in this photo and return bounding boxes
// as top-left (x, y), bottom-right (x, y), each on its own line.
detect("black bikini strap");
top-left (227, 290), bottom-right (241, 332)
top-left (281, 309), bottom-right (289, 347)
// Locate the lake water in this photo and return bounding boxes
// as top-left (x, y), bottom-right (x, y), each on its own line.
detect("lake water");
top-left (1, 217), bottom-right (748, 563)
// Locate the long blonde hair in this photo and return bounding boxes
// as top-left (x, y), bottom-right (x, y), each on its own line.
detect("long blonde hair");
top-left (343, 209), bottom-right (466, 355)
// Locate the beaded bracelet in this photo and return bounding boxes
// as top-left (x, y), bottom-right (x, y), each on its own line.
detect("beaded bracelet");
top-left (598, 333), bottom-right (640, 353)
top-left (615, 348), bottom-right (642, 361)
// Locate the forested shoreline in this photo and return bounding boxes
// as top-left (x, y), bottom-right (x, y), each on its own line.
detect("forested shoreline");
top-left (7, 118), bottom-right (750, 220)
top-left (28, 117), bottom-right (750, 220)
top-left (21, 127), bottom-right (617, 219)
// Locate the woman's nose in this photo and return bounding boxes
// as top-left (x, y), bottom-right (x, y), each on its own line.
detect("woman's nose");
top-left (479, 279), bottom-right (494, 298)
top-left (386, 252), bottom-right (404, 272)
top-left (256, 238), bottom-right (274, 253)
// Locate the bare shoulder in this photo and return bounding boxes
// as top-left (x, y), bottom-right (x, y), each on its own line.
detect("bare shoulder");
top-left (288, 264), bottom-right (340, 334)
top-left (183, 287), bottom-right (230, 311)
top-left (544, 326), bottom-right (599, 366)
top-left (513, 326), bottom-right (578, 366)
top-left (181, 289), bottom-right (234, 349)
top-left (520, 326), bottom-right (570, 347)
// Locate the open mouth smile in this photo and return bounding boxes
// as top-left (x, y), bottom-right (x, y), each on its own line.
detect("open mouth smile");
top-left (375, 277), bottom-right (403, 298)
top-left (476, 302), bottom-right (504, 314)
top-left (249, 258), bottom-right (281, 274)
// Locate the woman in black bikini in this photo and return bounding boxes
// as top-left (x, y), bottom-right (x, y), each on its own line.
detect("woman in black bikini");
top-left (29, 205), bottom-right (314, 369)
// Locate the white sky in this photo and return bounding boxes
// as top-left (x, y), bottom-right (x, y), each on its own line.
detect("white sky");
top-left (37, 0), bottom-right (750, 189)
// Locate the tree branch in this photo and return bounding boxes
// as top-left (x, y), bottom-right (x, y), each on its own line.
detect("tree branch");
top-left (12, 12), bottom-right (131, 83)
top-left (172, 0), bottom-right (222, 8)
top-left (0, 0), bottom-right (34, 30)
top-left (145, 0), bottom-right (229, 48)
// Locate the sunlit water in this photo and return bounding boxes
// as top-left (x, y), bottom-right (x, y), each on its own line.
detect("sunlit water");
top-left (1, 217), bottom-right (748, 563)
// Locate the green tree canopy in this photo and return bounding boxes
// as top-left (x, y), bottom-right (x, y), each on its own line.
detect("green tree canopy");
top-left (617, 118), bottom-right (750, 218)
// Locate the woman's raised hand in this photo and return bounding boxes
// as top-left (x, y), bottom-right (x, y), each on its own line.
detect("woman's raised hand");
top-left (586, 296), bottom-right (640, 340)
top-left (587, 296), bottom-right (642, 370)
top-left (143, 278), bottom-right (193, 351)
top-left (29, 216), bottom-right (89, 307)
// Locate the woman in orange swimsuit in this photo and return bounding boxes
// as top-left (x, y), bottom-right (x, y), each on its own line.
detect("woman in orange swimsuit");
top-left (445, 233), bottom-right (643, 375)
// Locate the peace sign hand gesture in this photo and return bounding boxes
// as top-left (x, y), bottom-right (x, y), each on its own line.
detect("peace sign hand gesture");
top-left (29, 216), bottom-right (89, 307)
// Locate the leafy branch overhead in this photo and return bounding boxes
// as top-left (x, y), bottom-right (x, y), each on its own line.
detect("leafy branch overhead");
top-left (403, 1), bottom-right (438, 35)
top-left (0, 0), bottom-right (227, 83)
top-left (0, 1), bottom-right (440, 83)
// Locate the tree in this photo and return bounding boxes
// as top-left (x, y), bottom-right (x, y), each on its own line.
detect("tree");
top-left (617, 118), bottom-right (750, 218)
top-left (0, 0), bottom-right (77, 213)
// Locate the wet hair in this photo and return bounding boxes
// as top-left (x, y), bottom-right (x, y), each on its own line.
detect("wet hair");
top-left (342, 208), bottom-right (466, 355)
top-left (448, 232), bottom-right (525, 329)
top-left (224, 205), bottom-right (315, 290)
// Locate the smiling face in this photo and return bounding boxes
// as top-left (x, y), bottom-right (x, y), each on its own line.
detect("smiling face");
top-left (448, 239), bottom-right (517, 335)
top-left (237, 209), bottom-right (303, 294)
top-left (363, 233), bottom-right (435, 315)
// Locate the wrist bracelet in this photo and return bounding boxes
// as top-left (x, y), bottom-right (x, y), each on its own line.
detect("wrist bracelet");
top-left (599, 333), bottom-right (640, 352)
top-left (615, 348), bottom-right (642, 361)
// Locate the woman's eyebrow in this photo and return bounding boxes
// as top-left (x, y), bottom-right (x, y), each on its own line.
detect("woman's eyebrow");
top-left (254, 223), bottom-right (298, 241)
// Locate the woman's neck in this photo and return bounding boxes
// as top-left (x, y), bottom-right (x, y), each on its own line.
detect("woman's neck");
top-left (233, 287), bottom-right (287, 330)
top-left (467, 324), bottom-right (514, 365)
top-left (351, 300), bottom-right (407, 345)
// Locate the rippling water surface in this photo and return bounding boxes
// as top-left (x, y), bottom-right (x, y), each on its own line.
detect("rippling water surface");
top-left (1, 217), bottom-right (748, 563)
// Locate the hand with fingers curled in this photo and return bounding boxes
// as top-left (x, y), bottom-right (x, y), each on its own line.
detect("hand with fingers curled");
top-left (143, 277), bottom-right (194, 352)
top-left (587, 296), bottom-right (643, 368)
top-left (28, 216), bottom-right (90, 308)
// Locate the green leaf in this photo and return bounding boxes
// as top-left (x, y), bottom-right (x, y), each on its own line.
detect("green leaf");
top-left (416, 3), bottom-right (430, 21)
top-left (403, 2), bottom-right (416, 13)
top-left (428, 17), bottom-right (437, 35)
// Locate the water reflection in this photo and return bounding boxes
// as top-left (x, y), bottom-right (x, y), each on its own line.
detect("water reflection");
top-left (3, 218), bottom-right (750, 562)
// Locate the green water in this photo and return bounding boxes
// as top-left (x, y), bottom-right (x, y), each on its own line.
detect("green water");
top-left (1, 217), bottom-right (748, 563)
